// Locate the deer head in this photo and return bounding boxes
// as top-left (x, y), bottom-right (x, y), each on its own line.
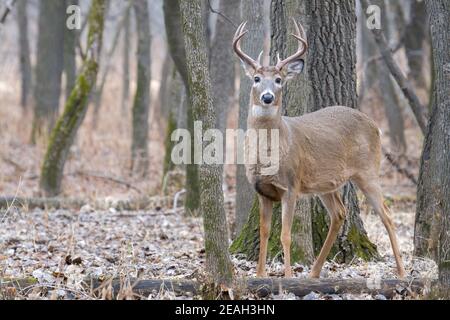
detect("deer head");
top-left (233, 19), bottom-right (308, 118)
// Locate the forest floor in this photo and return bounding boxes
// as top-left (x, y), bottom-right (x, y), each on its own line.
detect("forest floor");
top-left (0, 192), bottom-right (438, 300)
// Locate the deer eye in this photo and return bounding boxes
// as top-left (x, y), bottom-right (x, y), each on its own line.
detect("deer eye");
top-left (254, 76), bottom-right (261, 83)
top-left (275, 77), bottom-right (282, 84)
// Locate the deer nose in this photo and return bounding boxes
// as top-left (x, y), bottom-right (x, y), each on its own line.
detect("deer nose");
top-left (262, 93), bottom-right (274, 105)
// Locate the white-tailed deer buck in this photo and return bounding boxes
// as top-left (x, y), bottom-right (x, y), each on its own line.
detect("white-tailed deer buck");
top-left (233, 20), bottom-right (406, 279)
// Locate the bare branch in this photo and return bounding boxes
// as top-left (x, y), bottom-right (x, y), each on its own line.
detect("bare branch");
top-left (361, 0), bottom-right (428, 135)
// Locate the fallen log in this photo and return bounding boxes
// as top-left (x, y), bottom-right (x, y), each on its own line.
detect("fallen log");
top-left (2, 277), bottom-right (434, 299)
top-left (0, 195), bottom-right (182, 212)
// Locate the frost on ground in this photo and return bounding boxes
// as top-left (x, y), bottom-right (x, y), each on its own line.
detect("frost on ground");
top-left (0, 197), bottom-right (437, 300)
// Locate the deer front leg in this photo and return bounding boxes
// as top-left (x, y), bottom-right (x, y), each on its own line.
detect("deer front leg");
top-left (310, 192), bottom-right (345, 278)
top-left (281, 192), bottom-right (296, 278)
top-left (257, 196), bottom-right (273, 277)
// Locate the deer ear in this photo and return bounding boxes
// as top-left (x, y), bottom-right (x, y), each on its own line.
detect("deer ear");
top-left (285, 59), bottom-right (305, 80)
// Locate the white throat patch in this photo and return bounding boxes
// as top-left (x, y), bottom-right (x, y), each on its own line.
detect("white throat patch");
top-left (252, 105), bottom-right (278, 118)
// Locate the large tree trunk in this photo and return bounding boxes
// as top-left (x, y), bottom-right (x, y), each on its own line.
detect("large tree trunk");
top-left (235, 0), bottom-right (265, 234)
top-left (16, 0), bottom-right (32, 110)
top-left (163, 0), bottom-right (200, 214)
top-left (39, 0), bottom-right (106, 197)
top-left (180, 0), bottom-right (233, 288)
top-left (63, 0), bottom-right (79, 100)
top-left (130, 0), bottom-right (151, 178)
top-left (414, 1), bottom-right (450, 284)
top-left (306, 0), bottom-right (378, 263)
top-left (31, 0), bottom-right (66, 143)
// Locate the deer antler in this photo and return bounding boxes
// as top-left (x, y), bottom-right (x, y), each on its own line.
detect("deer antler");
top-left (276, 18), bottom-right (308, 70)
top-left (233, 21), bottom-right (260, 70)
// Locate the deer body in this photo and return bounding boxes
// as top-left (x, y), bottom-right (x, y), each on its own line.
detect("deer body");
top-left (247, 105), bottom-right (382, 199)
top-left (234, 21), bottom-right (406, 279)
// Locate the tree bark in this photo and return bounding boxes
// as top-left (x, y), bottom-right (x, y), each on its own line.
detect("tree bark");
top-left (235, 0), bottom-right (265, 234)
top-left (180, 0), bottom-right (233, 287)
top-left (121, 5), bottom-right (131, 115)
top-left (306, 0), bottom-right (378, 262)
top-left (39, 0), bottom-right (106, 197)
top-left (64, 0), bottom-right (79, 100)
top-left (16, 0), bottom-right (32, 109)
top-left (130, 0), bottom-right (151, 178)
top-left (163, 68), bottom-right (183, 178)
top-left (31, 0), bottom-right (66, 143)
top-left (404, 0), bottom-right (428, 89)
top-left (163, 0), bottom-right (200, 214)
top-left (415, 0), bottom-right (450, 288)
top-left (210, 0), bottom-right (240, 136)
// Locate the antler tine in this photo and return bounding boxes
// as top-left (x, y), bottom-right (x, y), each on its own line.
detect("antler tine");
top-left (232, 21), bottom-right (260, 70)
top-left (276, 18), bottom-right (308, 70)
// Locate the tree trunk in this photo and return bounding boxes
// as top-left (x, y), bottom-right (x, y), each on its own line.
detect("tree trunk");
top-left (210, 0), bottom-right (239, 136)
top-left (404, 0), bottom-right (427, 89)
top-left (415, 1), bottom-right (450, 285)
top-left (180, 0), bottom-right (233, 288)
top-left (31, 0), bottom-right (66, 143)
top-left (163, 68), bottom-right (183, 178)
top-left (163, 0), bottom-right (200, 214)
top-left (306, 0), bottom-right (378, 262)
top-left (39, 0), bottom-right (106, 197)
top-left (64, 0), bottom-right (79, 100)
top-left (16, 0), bottom-right (32, 109)
top-left (130, 0), bottom-right (151, 178)
top-left (92, 5), bottom-right (127, 128)
top-left (377, 0), bottom-right (407, 154)
top-left (121, 5), bottom-right (131, 115)
top-left (235, 0), bottom-right (265, 234)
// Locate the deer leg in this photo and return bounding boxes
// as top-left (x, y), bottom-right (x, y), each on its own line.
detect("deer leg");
top-left (256, 195), bottom-right (273, 277)
top-left (310, 192), bottom-right (345, 278)
top-left (281, 192), bottom-right (296, 278)
top-left (355, 178), bottom-right (406, 278)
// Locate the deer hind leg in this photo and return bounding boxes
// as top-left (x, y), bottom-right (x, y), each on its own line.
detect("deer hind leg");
top-left (353, 176), bottom-right (406, 278)
top-left (256, 195), bottom-right (273, 277)
top-left (281, 192), bottom-right (296, 278)
top-left (310, 191), bottom-right (346, 278)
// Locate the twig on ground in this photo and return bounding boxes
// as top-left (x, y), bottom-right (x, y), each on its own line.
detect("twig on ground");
top-left (71, 170), bottom-right (142, 194)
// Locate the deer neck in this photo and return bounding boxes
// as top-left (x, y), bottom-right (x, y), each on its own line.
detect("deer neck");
top-left (247, 93), bottom-right (283, 130)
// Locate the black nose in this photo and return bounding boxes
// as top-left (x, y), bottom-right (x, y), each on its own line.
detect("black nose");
top-left (262, 93), bottom-right (274, 104)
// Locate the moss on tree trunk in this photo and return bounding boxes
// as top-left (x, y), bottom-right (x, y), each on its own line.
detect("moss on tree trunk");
top-left (39, 0), bottom-right (106, 197)
top-left (131, 0), bottom-right (151, 178)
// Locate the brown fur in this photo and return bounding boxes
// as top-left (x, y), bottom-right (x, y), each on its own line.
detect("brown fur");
top-left (244, 73), bottom-right (406, 280)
